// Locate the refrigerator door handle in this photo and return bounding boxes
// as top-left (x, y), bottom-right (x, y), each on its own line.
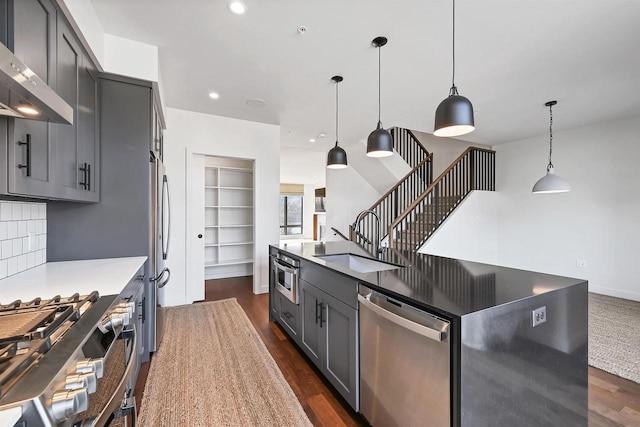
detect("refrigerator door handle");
top-left (151, 268), bottom-right (171, 289)
top-left (162, 174), bottom-right (171, 260)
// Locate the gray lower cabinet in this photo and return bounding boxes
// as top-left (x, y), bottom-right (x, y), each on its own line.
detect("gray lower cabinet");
top-left (299, 279), bottom-right (359, 411)
top-left (300, 279), bottom-right (323, 366)
top-left (277, 292), bottom-right (300, 344)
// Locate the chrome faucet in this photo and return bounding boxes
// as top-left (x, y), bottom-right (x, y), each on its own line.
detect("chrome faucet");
top-left (353, 210), bottom-right (385, 257)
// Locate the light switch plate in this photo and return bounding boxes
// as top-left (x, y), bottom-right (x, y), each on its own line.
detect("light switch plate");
top-left (532, 306), bottom-right (547, 327)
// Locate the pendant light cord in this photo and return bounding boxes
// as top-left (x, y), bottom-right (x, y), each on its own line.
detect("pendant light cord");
top-left (452, 0), bottom-right (456, 89)
top-left (335, 80), bottom-right (339, 147)
top-left (548, 103), bottom-right (554, 170)
top-left (378, 44), bottom-right (382, 124)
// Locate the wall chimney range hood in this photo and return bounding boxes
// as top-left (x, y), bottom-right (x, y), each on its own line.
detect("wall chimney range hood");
top-left (0, 42), bottom-right (73, 125)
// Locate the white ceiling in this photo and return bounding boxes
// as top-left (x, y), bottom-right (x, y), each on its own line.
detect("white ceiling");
top-left (91, 0), bottom-right (640, 184)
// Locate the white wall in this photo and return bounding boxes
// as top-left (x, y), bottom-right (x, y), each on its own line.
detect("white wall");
top-left (421, 115), bottom-right (640, 301)
top-left (163, 108), bottom-right (280, 307)
top-left (413, 131), bottom-right (491, 177)
top-left (303, 185), bottom-right (315, 239)
top-left (104, 34), bottom-right (159, 82)
top-left (420, 191), bottom-right (499, 264)
top-left (61, 0), bottom-right (105, 68)
top-left (325, 166), bottom-right (381, 241)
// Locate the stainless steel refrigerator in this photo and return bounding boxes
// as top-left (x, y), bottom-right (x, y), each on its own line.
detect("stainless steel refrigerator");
top-left (47, 72), bottom-right (170, 361)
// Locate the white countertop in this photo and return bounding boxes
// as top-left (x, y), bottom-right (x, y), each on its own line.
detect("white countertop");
top-left (0, 408), bottom-right (21, 427)
top-left (0, 257), bottom-right (147, 304)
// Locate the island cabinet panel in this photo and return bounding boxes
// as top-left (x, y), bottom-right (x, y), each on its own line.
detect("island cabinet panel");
top-left (299, 278), bottom-right (359, 411)
top-left (300, 261), bottom-right (358, 309)
top-left (299, 279), bottom-right (322, 366)
top-left (322, 289), bottom-right (358, 410)
top-left (277, 292), bottom-right (300, 344)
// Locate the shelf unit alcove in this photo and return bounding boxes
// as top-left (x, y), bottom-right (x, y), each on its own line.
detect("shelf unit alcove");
top-left (203, 156), bottom-right (254, 280)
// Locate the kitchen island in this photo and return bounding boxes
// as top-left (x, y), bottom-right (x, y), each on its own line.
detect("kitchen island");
top-left (269, 241), bottom-right (588, 427)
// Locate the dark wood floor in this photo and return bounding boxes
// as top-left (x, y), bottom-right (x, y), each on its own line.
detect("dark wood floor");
top-left (135, 276), bottom-right (640, 427)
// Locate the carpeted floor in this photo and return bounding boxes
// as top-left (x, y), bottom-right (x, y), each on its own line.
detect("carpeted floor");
top-left (137, 298), bottom-right (313, 426)
top-left (589, 293), bottom-right (640, 384)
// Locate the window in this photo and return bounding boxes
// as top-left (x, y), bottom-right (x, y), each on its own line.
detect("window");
top-left (280, 196), bottom-right (303, 235)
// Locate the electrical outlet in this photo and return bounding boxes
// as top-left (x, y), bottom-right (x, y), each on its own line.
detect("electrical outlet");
top-left (532, 306), bottom-right (547, 327)
top-left (576, 259), bottom-right (587, 268)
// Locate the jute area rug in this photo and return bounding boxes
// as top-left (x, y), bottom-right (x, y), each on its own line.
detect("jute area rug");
top-left (138, 298), bottom-right (313, 426)
top-left (589, 293), bottom-right (640, 384)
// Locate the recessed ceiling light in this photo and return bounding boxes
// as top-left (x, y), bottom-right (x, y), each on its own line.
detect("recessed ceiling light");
top-left (309, 138), bottom-right (316, 143)
top-left (246, 98), bottom-right (266, 108)
top-left (209, 92), bottom-right (220, 100)
top-left (16, 105), bottom-right (39, 115)
top-left (317, 132), bottom-right (327, 139)
top-left (228, 1), bottom-right (246, 14)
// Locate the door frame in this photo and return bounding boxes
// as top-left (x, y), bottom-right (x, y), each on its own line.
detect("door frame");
top-left (185, 148), bottom-right (258, 301)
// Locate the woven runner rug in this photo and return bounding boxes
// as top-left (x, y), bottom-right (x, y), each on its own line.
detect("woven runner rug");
top-left (589, 293), bottom-right (640, 384)
top-left (138, 298), bottom-right (312, 426)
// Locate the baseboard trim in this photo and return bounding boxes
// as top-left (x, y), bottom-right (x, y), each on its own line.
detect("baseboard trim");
top-left (590, 285), bottom-right (640, 302)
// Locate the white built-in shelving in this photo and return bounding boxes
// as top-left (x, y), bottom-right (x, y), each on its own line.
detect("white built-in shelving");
top-left (203, 158), bottom-right (254, 280)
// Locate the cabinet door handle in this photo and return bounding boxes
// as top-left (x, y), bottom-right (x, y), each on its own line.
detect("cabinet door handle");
top-left (79, 162), bottom-right (88, 189)
top-left (318, 302), bottom-right (325, 328)
top-left (315, 299), bottom-right (321, 325)
top-left (17, 134), bottom-right (31, 177)
top-left (87, 163), bottom-right (91, 191)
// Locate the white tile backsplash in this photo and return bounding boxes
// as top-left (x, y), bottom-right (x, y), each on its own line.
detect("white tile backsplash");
top-left (7, 221), bottom-right (17, 239)
top-left (12, 239), bottom-right (22, 256)
top-left (0, 202), bottom-right (46, 278)
top-left (0, 259), bottom-right (7, 279)
top-left (11, 203), bottom-right (21, 220)
top-left (7, 257), bottom-right (17, 275)
top-left (0, 203), bottom-right (11, 221)
top-left (2, 240), bottom-right (12, 259)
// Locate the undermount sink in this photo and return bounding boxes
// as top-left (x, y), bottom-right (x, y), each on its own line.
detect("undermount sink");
top-left (315, 253), bottom-right (404, 273)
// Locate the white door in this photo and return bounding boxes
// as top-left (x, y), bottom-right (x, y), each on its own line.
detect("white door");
top-left (185, 153), bottom-right (205, 303)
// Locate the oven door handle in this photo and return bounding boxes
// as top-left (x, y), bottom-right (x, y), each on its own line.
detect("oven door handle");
top-left (94, 327), bottom-right (137, 427)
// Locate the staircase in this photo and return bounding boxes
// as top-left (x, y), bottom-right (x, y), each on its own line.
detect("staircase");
top-left (351, 128), bottom-right (496, 253)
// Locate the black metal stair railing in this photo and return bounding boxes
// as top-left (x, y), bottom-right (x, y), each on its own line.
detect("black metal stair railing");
top-left (390, 127), bottom-right (429, 168)
top-left (390, 147), bottom-right (496, 252)
top-left (351, 155), bottom-right (434, 253)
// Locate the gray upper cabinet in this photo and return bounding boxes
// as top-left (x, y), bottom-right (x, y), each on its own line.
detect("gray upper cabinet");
top-left (54, 17), bottom-right (82, 201)
top-left (54, 16), bottom-right (99, 202)
top-left (77, 53), bottom-right (99, 202)
top-left (6, 0), bottom-right (57, 198)
top-left (0, 0), bottom-right (100, 201)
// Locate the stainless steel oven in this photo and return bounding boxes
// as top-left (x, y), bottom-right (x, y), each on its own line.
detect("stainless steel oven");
top-left (0, 293), bottom-right (139, 427)
top-left (273, 253), bottom-right (300, 304)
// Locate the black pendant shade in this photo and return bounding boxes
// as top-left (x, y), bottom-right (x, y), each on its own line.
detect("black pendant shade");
top-left (434, 89), bottom-right (475, 137)
top-left (367, 122), bottom-right (393, 157)
top-left (367, 36), bottom-right (393, 158)
top-left (327, 75), bottom-right (347, 169)
top-left (434, 0), bottom-right (475, 138)
top-left (327, 144), bottom-right (348, 169)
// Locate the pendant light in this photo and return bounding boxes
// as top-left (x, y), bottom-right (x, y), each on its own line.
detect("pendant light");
top-left (366, 36), bottom-right (393, 158)
top-left (532, 101), bottom-right (571, 194)
top-left (327, 76), bottom-right (347, 169)
top-left (434, 0), bottom-right (475, 137)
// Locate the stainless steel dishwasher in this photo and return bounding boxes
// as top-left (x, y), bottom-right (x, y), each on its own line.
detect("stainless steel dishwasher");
top-left (358, 285), bottom-right (451, 427)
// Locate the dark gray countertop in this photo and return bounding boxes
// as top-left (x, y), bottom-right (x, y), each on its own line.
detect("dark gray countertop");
top-left (272, 241), bottom-right (587, 318)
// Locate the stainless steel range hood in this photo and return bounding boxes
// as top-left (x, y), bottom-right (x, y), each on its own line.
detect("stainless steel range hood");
top-left (0, 42), bottom-right (73, 125)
